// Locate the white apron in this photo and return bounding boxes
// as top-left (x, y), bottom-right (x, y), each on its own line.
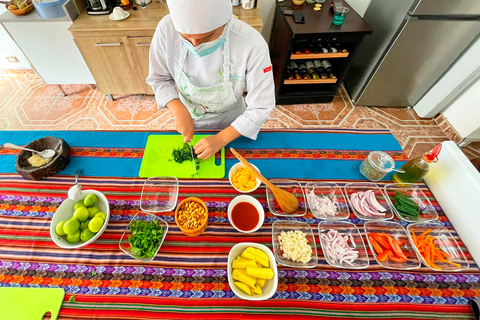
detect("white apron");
top-left (175, 23), bottom-right (246, 129)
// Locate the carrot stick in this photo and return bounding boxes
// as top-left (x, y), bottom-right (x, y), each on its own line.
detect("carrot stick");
top-left (418, 229), bottom-right (432, 239)
top-left (425, 243), bottom-right (431, 266)
top-left (430, 238), bottom-right (439, 269)
top-left (440, 250), bottom-right (450, 258)
top-left (411, 232), bottom-right (417, 246)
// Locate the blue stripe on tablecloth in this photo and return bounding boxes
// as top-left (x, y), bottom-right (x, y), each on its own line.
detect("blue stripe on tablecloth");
top-left (0, 130), bottom-right (405, 180)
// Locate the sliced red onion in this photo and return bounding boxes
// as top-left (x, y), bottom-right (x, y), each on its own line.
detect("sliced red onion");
top-left (321, 229), bottom-right (359, 266)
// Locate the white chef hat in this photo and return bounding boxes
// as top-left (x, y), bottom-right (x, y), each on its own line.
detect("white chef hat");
top-left (166, 0), bottom-right (232, 34)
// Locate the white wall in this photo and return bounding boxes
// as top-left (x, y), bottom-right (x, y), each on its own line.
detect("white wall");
top-left (345, 0), bottom-right (371, 17)
top-left (0, 7), bottom-right (30, 69)
top-left (442, 77), bottom-right (480, 140)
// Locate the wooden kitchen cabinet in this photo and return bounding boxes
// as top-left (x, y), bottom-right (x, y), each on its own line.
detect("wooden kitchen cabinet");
top-left (69, 3), bottom-right (263, 97)
top-left (74, 37), bottom-right (145, 94)
top-left (126, 37), bottom-right (154, 95)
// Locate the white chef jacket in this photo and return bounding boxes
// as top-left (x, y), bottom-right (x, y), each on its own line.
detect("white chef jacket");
top-left (146, 15), bottom-right (275, 140)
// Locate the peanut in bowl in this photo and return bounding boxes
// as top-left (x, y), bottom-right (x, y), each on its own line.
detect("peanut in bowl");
top-left (175, 197), bottom-right (208, 237)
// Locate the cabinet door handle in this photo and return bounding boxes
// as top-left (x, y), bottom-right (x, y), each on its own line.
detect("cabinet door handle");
top-left (95, 42), bottom-right (122, 47)
top-left (136, 43), bottom-right (151, 47)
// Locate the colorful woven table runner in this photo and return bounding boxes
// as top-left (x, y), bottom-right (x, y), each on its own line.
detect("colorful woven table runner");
top-left (0, 129), bottom-right (407, 180)
top-left (0, 175), bottom-right (479, 320)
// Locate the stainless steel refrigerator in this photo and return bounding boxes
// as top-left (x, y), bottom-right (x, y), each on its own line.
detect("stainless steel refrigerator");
top-left (344, 0), bottom-right (480, 107)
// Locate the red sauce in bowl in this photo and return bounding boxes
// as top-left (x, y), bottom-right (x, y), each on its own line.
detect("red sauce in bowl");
top-left (231, 202), bottom-right (259, 232)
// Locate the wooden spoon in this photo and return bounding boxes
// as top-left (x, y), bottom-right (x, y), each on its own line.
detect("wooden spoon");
top-left (230, 147), bottom-right (299, 214)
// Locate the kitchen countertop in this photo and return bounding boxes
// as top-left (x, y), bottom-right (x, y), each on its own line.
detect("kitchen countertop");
top-left (69, 2), bottom-right (263, 34)
top-left (0, 8), bottom-right (71, 23)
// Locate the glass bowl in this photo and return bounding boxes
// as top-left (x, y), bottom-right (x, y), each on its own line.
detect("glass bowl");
top-left (305, 182), bottom-right (350, 220)
top-left (140, 176), bottom-right (179, 213)
top-left (119, 211), bottom-right (169, 262)
top-left (318, 220), bottom-right (369, 269)
top-left (364, 220), bottom-right (421, 270)
top-left (384, 183), bottom-right (438, 222)
top-left (271, 220), bottom-right (318, 268)
top-left (344, 182), bottom-right (394, 221)
top-left (407, 222), bottom-right (469, 272)
top-left (266, 179), bottom-right (306, 217)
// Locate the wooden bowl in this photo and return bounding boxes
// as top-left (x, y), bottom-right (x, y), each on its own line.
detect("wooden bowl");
top-left (175, 197), bottom-right (208, 237)
top-left (15, 136), bottom-right (71, 180)
top-left (8, 3), bottom-right (34, 15)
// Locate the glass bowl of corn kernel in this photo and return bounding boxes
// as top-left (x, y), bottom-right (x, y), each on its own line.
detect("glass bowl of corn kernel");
top-left (229, 162), bottom-right (262, 193)
top-left (175, 197), bottom-right (209, 237)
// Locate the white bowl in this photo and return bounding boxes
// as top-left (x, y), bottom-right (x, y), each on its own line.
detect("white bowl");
top-left (227, 242), bottom-right (278, 301)
top-left (227, 195), bottom-right (264, 233)
top-left (50, 189), bottom-right (110, 249)
top-left (228, 162), bottom-right (261, 193)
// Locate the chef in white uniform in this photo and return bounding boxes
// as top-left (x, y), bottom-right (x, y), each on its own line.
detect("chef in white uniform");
top-left (146, 0), bottom-right (275, 159)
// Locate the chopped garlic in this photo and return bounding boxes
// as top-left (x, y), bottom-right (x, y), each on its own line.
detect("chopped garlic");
top-left (278, 230), bottom-right (312, 264)
top-left (307, 190), bottom-right (337, 218)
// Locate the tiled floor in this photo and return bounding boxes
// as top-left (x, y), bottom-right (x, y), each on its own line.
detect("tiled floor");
top-left (1, 69), bottom-right (479, 161)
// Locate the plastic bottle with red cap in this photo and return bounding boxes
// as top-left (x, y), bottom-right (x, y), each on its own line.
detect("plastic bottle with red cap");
top-left (392, 144), bottom-right (442, 183)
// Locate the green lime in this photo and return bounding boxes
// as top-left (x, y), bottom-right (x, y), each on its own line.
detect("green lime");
top-left (80, 228), bottom-right (96, 242)
top-left (55, 220), bottom-right (67, 236)
top-left (73, 207), bottom-right (89, 222)
top-left (63, 218), bottom-right (80, 235)
top-left (73, 200), bottom-right (86, 211)
top-left (88, 206), bottom-right (100, 218)
top-left (80, 219), bottom-right (90, 230)
top-left (94, 212), bottom-right (106, 222)
top-left (66, 230), bottom-right (81, 244)
top-left (88, 217), bottom-right (104, 233)
top-left (83, 194), bottom-right (98, 208)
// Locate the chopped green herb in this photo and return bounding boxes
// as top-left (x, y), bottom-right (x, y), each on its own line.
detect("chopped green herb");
top-left (128, 219), bottom-right (164, 259)
top-left (172, 143), bottom-right (195, 164)
top-left (68, 295), bottom-right (76, 303)
top-left (91, 271), bottom-right (97, 276)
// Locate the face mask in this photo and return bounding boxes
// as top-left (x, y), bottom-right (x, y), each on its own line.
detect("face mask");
top-left (181, 36), bottom-right (225, 58)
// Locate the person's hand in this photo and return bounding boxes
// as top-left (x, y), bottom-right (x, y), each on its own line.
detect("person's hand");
top-left (174, 108), bottom-right (195, 143)
top-left (167, 99), bottom-right (194, 143)
top-left (194, 135), bottom-right (226, 160)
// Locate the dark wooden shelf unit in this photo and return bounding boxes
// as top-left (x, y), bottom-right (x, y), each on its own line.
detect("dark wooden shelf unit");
top-left (269, 0), bottom-right (372, 104)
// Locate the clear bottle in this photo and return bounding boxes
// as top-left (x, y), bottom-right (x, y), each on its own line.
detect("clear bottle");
top-left (392, 144), bottom-right (442, 183)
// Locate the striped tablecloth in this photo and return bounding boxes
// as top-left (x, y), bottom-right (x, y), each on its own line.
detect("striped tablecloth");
top-left (0, 174), bottom-right (479, 320)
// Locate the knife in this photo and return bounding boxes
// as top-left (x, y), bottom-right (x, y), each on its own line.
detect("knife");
top-left (188, 142), bottom-right (198, 176)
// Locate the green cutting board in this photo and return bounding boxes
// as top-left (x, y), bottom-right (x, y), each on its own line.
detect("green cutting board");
top-left (139, 134), bottom-right (225, 178)
top-left (0, 287), bottom-right (65, 320)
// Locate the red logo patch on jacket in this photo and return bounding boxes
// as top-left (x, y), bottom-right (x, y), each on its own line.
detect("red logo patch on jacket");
top-left (263, 66), bottom-right (272, 73)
